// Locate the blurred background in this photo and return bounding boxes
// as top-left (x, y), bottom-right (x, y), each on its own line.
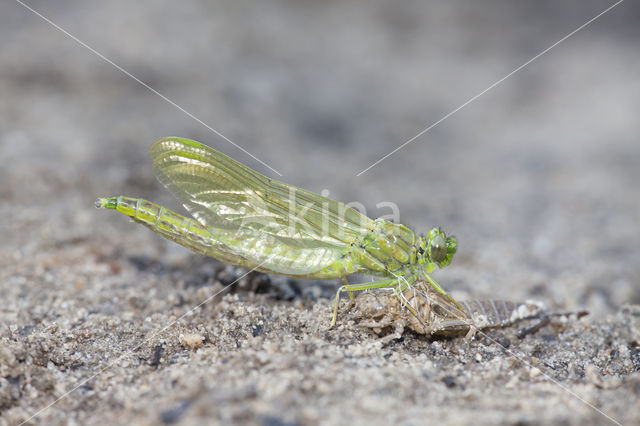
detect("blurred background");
top-left (1, 0), bottom-right (638, 316)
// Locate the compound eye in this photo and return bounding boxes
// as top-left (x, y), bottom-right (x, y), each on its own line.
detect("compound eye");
top-left (430, 235), bottom-right (447, 263)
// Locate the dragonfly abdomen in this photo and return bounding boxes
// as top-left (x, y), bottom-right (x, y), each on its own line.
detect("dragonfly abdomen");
top-left (97, 196), bottom-right (220, 254)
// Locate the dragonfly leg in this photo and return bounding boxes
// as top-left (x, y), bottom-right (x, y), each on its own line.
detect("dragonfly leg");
top-left (342, 277), bottom-right (356, 300)
top-left (423, 273), bottom-right (463, 311)
top-left (394, 292), bottom-right (422, 324)
top-left (328, 278), bottom-right (397, 329)
top-left (391, 275), bottom-right (422, 321)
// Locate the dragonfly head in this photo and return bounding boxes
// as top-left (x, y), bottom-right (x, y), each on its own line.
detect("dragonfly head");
top-left (424, 227), bottom-right (457, 271)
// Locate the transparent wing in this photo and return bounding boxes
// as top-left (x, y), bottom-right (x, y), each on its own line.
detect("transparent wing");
top-left (150, 137), bottom-right (374, 275)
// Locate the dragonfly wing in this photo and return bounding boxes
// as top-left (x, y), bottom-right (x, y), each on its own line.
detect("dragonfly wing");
top-left (150, 137), bottom-right (374, 275)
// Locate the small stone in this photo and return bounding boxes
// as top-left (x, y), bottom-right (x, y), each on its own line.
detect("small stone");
top-left (442, 375), bottom-right (456, 388)
top-left (180, 333), bottom-right (204, 349)
top-left (585, 364), bottom-right (622, 389)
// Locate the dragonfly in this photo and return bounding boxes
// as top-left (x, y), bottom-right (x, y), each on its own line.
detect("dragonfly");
top-left (352, 279), bottom-right (547, 341)
top-left (97, 137), bottom-right (459, 328)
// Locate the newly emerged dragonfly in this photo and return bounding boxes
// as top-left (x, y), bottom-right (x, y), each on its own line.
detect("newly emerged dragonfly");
top-left (352, 279), bottom-right (546, 340)
top-left (97, 137), bottom-right (458, 327)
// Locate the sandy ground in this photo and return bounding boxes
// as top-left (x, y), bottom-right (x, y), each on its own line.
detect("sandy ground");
top-left (1, 1), bottom-right (639, 425)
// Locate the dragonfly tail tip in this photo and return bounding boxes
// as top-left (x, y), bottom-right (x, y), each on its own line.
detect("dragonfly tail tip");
top-left (95, 197), bottom-right (116, 209)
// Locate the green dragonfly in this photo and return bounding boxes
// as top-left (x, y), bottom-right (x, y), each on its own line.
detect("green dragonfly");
top-left (97, 137), bottom-right (459, 327)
